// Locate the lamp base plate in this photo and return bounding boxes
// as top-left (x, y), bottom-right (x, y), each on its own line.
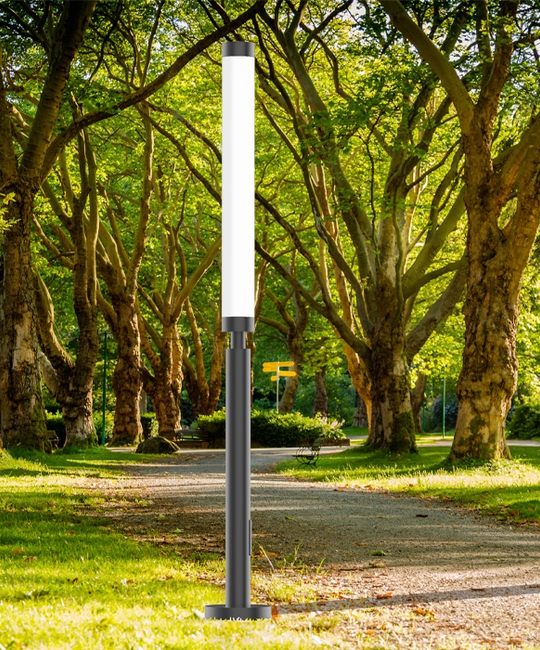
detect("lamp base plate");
top-left (205, 604), bottom-right (272, 620)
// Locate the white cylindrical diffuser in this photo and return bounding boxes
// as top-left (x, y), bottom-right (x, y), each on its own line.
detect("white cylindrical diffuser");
top-left (221, 41), bottom-right (255, 332)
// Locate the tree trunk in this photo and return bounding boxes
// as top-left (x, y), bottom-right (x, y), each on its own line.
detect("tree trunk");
top-left (450, 248), bottom-right (516, 460)
top-left (62, 389), bottom-right (97, 448)
top-left (279, 373), bottom-right (300, 413)
top-left (182, 314), bottom-right (226, 418)
top-left (367, 318), bottom-right (417, 454)
top-left (451, 124), bottom-right (540, 460)
top-left (144, 370), bottom-right (181, 437)
top-left (110, 298), bottom-right (143, 445)
top-left (411, 372), bottom-right (427, 434)
top-left (0, 189), bottom-right (49, 450)
top-left (313, 369), bottom-right (328, 421)
top-left (353, 397), bottom-right (369, 428)
top-left (141, 326), bottom-right (183, 437)
top-left (345, 348), bottom-right (372, 429)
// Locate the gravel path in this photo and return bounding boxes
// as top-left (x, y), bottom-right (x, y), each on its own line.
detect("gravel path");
top-left (97, 448), bottom-right (540, 649)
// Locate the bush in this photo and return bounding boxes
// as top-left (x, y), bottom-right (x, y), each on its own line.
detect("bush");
top-left (93, 411), bottom-right (114, 443)
top-left (507, 402), bottom-right (540, 439)
top-left (46, 412), bottom-right (66, 448)
top-left (293, 375), bottom-right (356, 426)
top-left (140, 412), bottom-right (158, 440)
top-left (196, 409), bottom-right (344, 447)
top-left (425, 392), bottom-right (459, 432)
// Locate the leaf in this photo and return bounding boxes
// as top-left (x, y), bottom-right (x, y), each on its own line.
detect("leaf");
top-left (509, 509), bottom-right (520, 517)
top-left (376, 592), bottom-right (392, 599)
top-left (368, 561), bottom-right (387, 568)
top-left (416, 514), bottom-right (428, 518)
top-left (284, 515), bottom-right (296, 520)
top-left (370, 550), bottom-right (387, 556)
top-left (271, 604), bottom-right (279, 619)
top-left (173, 528), bottom-right (183, 533)
top-left (23, 556), bottom-right (38, 562)
top-left (10, 548), bottom-right (25, 555)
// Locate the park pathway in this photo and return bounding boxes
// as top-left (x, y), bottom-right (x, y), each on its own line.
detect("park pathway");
top-left (100, 448), bottom-right (540, 649)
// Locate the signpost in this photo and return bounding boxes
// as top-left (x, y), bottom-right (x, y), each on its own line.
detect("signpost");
top-left (205, 41), bottom-right (270, 622)
top-left (262, 361), bottom-right (297, 411)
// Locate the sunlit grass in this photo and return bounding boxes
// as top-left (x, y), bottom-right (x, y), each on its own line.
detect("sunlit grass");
top-left (0, 448), bottom-right (338, 649)
top-left (276, 444), bottom-right (540, 526)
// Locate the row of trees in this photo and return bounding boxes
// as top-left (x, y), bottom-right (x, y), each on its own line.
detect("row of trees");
top-left (0, 0), bottom-right (539, 461)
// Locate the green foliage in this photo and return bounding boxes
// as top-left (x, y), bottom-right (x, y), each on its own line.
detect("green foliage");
top-left (140, 412), bottom-right (158, 440)
top-left (507, 402), bottom-right (540, 440)
top-left (93, 411), bottom-right (114, 444)
top-left (196, 409), bottom-right (344, 447)
top-left (293, 375), bottom-right (356, 425)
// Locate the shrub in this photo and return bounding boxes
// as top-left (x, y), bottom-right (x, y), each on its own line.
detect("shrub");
top-left (46, 412), bottom-right (66, 448)
top-left (140, 412), bottom-right (158, 440)
top-left (196, 410), bottom-right (226, 439)
top-left (93, 411), bottom-right (114, 443)
top-left (426, 393), bottom-right (459, 432)
top-left (196, 409), bottom-right (344, 447)
top-left (507, 402), bottom-right (540, 439)
top-left (294, 375), bottom-right (356, 426)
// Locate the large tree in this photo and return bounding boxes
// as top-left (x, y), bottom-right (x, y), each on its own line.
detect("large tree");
top-left (0, 1), bottom-right (97, 450)
top-left (381, 0), bottom-right (540, 460)
top-left (250, 0), bottom-right (468, 452)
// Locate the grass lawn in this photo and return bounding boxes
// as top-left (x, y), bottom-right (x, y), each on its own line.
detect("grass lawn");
top-left (342, 427), bottom-right (455, 445)
top-left (276, 444), bottom-right (540, 527)
top-left (0, 448), bottom-right (334, 649)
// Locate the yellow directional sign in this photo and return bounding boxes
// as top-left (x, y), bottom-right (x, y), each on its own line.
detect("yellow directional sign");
top-left (266, 362), bottom-right (298, 410)
top-left (262, 361), bottom-right (294, 372)
top-left (270, 371), bottom-right (296, 381)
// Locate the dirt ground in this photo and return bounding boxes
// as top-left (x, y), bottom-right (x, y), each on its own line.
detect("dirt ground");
top-left (88, 448), bottom-right (540, 649)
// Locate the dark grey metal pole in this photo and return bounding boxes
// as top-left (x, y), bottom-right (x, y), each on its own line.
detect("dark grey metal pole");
top-left (226, 330), bottom-right (250, 608)
top-left (205, 324), bottom-right (270, 620)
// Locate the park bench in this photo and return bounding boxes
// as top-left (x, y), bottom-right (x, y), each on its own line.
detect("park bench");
top-left (295, 438), bottom-right (322, 467)
top-left (160, 429), bottom-right (215, 448)
top-left (46, 430), bottom-right (60, 450)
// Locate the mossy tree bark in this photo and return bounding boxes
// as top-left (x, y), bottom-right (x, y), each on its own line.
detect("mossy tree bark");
top-left (35, 130), bottom-right (101, 449)
top-left (0, 1), bottom-right (96, 450)
top-left (382, 0), bottom-right (540, 460)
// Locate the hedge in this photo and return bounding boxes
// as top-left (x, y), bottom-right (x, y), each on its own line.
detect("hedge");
top-left (507, 402), bottom-right (540, 440)
top-left (140, 412), bottom-right (158, 440)
top-left (196, 409), bottom-right (344, 447)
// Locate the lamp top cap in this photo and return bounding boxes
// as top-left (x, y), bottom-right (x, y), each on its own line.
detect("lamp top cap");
top-left (222, 41), bottom-right (254, 58)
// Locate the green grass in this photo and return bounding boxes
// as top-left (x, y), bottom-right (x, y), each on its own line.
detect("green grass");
top-left (342, 427), bottom-right (454, 445)
top-left (0, 448), bottom-right (337, 649)
top-left (275, 444), bottom-right (540, 527)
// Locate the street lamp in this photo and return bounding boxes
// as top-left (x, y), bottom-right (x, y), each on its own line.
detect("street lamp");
top-left (204, 41), bottom-right (271, 621)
